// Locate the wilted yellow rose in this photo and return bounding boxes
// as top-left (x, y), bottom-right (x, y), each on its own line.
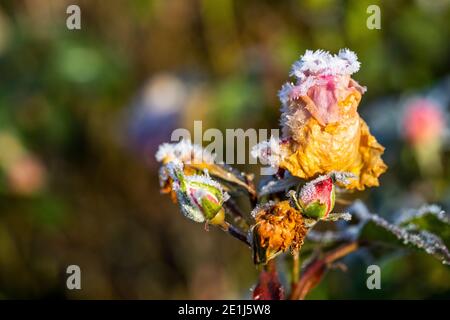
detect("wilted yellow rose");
top-left (254, 49), bottom-right (387, 190)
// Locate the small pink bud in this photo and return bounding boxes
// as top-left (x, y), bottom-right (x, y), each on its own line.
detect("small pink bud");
top-left (297, 175), bottom-right (335, 219)
top-left (403, 99), bottom-right (445, 145)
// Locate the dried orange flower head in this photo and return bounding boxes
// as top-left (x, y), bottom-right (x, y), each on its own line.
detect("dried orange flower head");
top-left (252, 201), bottom-right (307, 264)
top-left (254, 49), bottom-right (387, 190)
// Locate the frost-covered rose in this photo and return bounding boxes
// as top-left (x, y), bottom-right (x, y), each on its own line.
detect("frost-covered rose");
top-left (254, 49), bottom-right (387, 190)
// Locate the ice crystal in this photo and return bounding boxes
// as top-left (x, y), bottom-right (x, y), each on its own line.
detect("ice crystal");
top-left (299, 175), bottom-right (330, 204)
top-left (349, 201), bottom-right (450, 265)
top-left (251, 137), bottom-right (287, 167)
top-left (250, 201), bottom-right (276, 219)
top-left (395, 204), bottom-right (450, 225)
top-left (330, 171), bottom-right (358, 186)
top-left (280, 49), bottom-right (362, 112)
top-left (155, 139), bottom-right (215, 164)
top-left (290, 48), bottom-right (361, 80)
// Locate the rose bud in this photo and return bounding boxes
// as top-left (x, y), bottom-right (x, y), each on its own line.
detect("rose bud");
top-left (293, 175), bottom-right (335, 219)
top-left (156, 140), bottom-right (216, 201)
top-left (251, 201), bottom-right (307, 264)
top-left (402, 98), bottom-right (445, 176)
top-left (403, 98), bottom-right (445, 146)
top-left (168, 162), bottom-right (229, 226)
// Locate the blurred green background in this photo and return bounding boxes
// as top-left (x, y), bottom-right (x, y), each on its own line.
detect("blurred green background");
top-left (0, 0), bottom-right (449, 299)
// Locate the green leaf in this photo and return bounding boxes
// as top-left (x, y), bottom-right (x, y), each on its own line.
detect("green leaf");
top-left (351, 201), bottom-right (450, 265)
top-left (395, 205), bottom-right (450, 247)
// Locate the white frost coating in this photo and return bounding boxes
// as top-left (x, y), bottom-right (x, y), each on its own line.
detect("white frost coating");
top-left (290, 48), bottom-right (361, 79)
top-left (338, 48), bottom-right (361, 74)
top-left (250, 201), bottom-right (276, 218)
top-left (186, 173), bottom-right (230, 202)
top-left (350, 200), bottom-right (450, 265)
top-left (394, 204), bottom-right (450, 225)
top-left (278, 82), bottom-right (295, 105)
top-left (281, 49), bottom-right (362, 106)
top-left (251, 137), bottom-right (287, 167)
top-left (331, 171), bottom-right (358, 185)
top-left (186, 174), bottom-right (224, 192)
top-left (155, 140), bottom-right (215, 164)
top-left (299, 175), bottom-right (330, 203)
top-left (170, 163), bottom-right (228, 223)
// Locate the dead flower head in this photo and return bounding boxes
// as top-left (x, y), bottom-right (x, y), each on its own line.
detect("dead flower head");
top-left (251, 201), bottom-right (307, 264)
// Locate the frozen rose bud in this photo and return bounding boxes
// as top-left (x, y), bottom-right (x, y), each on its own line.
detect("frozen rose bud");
top-left (156, 140), bottom-right (215, 200)
top-left (294, 175), bottom-right (335, 219)
top-left (403, 98), bottom-right (445, 145)
top-left (168, 163), bottom-right (229, 226)
top-left (251, 201), bottom-right (307, 265)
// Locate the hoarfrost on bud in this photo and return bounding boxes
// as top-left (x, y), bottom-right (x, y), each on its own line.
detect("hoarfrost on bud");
top-left (295, 175), bottom-right (336, 219)
top-left (168, 162), bottom-right (228, 224)
top-left (155, 139), bottom-right (215, 165)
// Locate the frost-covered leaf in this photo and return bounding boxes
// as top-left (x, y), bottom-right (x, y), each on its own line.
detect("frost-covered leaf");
top-left (252, 269), bottom-right (284, 300)
top-left (395, 205), bottom-right (450, 247)
top-left (350, 201), bottom-right (450, 265)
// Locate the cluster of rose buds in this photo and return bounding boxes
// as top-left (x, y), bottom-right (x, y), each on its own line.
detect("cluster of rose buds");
top-left (156, 48), bottom-right (386, 266)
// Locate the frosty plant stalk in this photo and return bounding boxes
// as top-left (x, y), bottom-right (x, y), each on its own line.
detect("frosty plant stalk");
top-left (156, 49), bottom-right (450, 300)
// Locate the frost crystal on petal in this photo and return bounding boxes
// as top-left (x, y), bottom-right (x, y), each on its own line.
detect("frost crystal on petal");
top-left (251, 137), bottom-right (287, 168)
top-left (338, 48), bottom-right (361, 74)
top-left (289, 48), bottom-right (360, 80)
top-left (281, 48), bottom-right (362, 107)
top-left (278, 82), bottom-right (295, 106)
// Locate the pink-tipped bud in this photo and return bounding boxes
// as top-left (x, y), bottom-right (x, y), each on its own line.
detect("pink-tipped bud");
top-left (296, 175), bottom-right (335, 219)
top-left (403, 99), bottom-right (445, 145)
